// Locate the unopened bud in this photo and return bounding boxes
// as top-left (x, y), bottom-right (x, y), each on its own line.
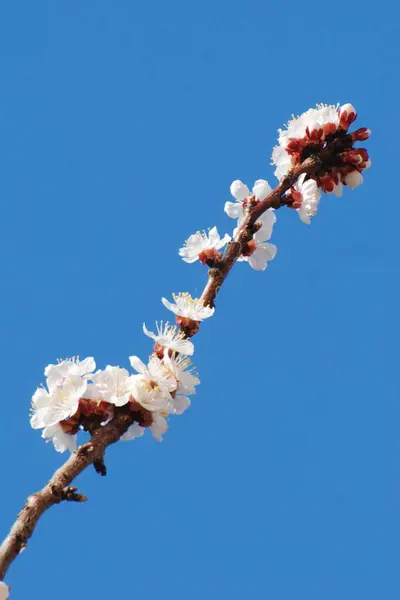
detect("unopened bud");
top-left (338, 103), bottom-right (357, 130)
top-left (319, 174), bottom-right (336, 194)
top-left (241, 239), bottom-right (257, 257)
top-left (287, 188), bottom-right (302, 209)
top-left (343, 169), bottom-right (363, 190)
top-left (286, 138), bottom-right (305, 155)
top-left (305, 126), bottom-right (324, 142)
top-left (341, 150), bottom-right (364, 165)
top-left (176, 316), bottom-right (200, 337)
top-left (322, 122), bottom-right (338, 136)
top-left (351, 127), bottom-right (371, 141)
top-left (361, 159), bottom-right (372, 170)
top-left (198, 248), bottom-right (220, 266)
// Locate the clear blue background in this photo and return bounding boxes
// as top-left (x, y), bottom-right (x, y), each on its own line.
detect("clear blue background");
top-left (0, 1), bottom-right (398, 598)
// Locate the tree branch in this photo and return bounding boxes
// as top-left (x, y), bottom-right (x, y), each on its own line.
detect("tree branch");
top-left (0, 156), bottom-right (319, 581)
top-left (0, 410), bottom-right (134, 580)
top-left (200, 156), bottom-right (321, 308)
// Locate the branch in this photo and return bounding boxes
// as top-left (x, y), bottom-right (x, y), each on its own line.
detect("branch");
top-left (201, 156), bottom-right (321, 308)
top-left (0, 409), bottom-right (134, 580)
top-left (0, 156), bottom-right (318, 582)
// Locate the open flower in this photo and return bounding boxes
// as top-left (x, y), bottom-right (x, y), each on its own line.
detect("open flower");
top-left (42, 423), bottom-right (77, 453)
top-left (179, 226), bottom-right (230, 264)
top-left (45, 357), bottom-right (95, 393)
top-left (294, 174), bottom-right (322, 225)
top-left (143, 321), bottom-right (194, 355)
top-left (130, 355), bottom-right (176, 398)
top-left (162, 293), bottom-right (214, 322)
top-left (225, 179), bottom-right (272, 220)
top-left (235, 208), bottom-right (277, 271)
top-left (30, 377), bottom-right (86, 430)
top-left (164, 352), bottom-right (200, 396)
top-left (91, 366), bottom-right (133, 407)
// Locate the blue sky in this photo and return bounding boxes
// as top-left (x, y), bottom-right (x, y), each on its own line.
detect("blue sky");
top-left (0, 1), bottom-right (398, 598)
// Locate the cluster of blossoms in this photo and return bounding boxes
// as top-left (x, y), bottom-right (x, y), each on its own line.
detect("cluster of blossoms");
top-left (179, 179), bottom-right (277, 272)
top-left (31, 318), bottom-right (201, 452)
top-left (272, 103), bottom-right (371, 223)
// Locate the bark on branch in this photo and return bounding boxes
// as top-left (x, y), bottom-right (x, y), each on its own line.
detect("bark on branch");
top-left (0, 155), bottom-right (320, 581)
top-left (0, 410), bottom-right (134, 580)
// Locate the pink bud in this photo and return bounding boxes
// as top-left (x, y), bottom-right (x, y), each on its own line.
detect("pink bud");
top-left (361, 159), bottom-right (372, 170)
top-left (342, 150), bottom-right (363, 165)
top-left (319, 175), bottom-right (336, 194)
top-left (338, 103), bottom-right (357, 130)
top-left (343, 169), bottom-right (363, 189)
top-left (351, 127), bottom-right (371, 141)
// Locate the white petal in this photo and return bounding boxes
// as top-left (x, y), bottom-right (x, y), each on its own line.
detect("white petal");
top-left (172, 395), bottom-right (191, 415)
top-left (230, 180), bottom-right (250, 202)
top-left (298, 209), bottom-right (311, 225)
top-left (143, 323), bottom-right (156, 342)
top-left (150, 414), bottom-right (168, 441)
top-left (162, 297), bottom-right (177, 315)
top-left (79, 357), bottom-right (96, 375)
top-left (207, 226), bottom-right (219, 246)
top-left (224, 201), bottom-right (243, 219)
top-left (248, 243), bottom-right (277, 271)
top-left (344, 170), bottom-right (363, 189)
top-left (255, 210), bottom-right (276, 242)
top-left (129, 356), bottom-right (147, 376)
top-left (121, 422), bottom-right (145, 441)
top-left (252, 179), bottom-right (272, 201)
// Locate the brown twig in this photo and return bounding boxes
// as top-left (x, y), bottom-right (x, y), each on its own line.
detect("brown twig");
top-left (0, 409), bottom-right (133, 580)
top-left (0, 155), bottom-right (321, 582)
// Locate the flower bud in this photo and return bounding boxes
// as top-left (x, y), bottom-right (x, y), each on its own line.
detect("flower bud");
top-left (343, 169), bottom-right (363, 189)
top-left (351, 127), bottom-right (371, 141)
top-left (338, 103), bottom-right (357, 130)
top-left (305, 126), bottom-right (324, 142)
top-left (322, 122), bottom-right (338, 136)
top-left (319, 174), bottom-right (336, 194)
top-left (341, 150), bottom-right (364, 165)
top-left (361, 159), bottom-right (372, 170)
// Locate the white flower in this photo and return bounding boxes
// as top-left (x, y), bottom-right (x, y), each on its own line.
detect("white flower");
top-left (163, 352), bottom-right (200, 396)
top-left (295, 174), bottom-right (322, 225)
top-left (150, 412), bottom-right (168, 441)
top-left (30, 377), bottom-right (86, 429)
top-left (179, 226), bottom-right (230, 263)
top-left (45, 357), bottom-right (95, 393)
top-left (130, 375), bottom-right (169, 412)
top-left (235, 209), bottom-right (277, 271)
top-left (120, 422), bottom-right (145, 441)
top-left (42, 423), bottom-right (77, 453)
top-left (143, 321), bottom-right (194, 355)
top-left (130, 355), bottom-right (176, 399)
top-left (162, 293), bottom-right (214, 321)
top-left (91, 366), bottom-right (133, 407)
top-left (344, 169), bottom-right (363, 189)
top-left (0, 581), bottom-right (9, 600)
top-left (225, 179), bottom-right (272, 220)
